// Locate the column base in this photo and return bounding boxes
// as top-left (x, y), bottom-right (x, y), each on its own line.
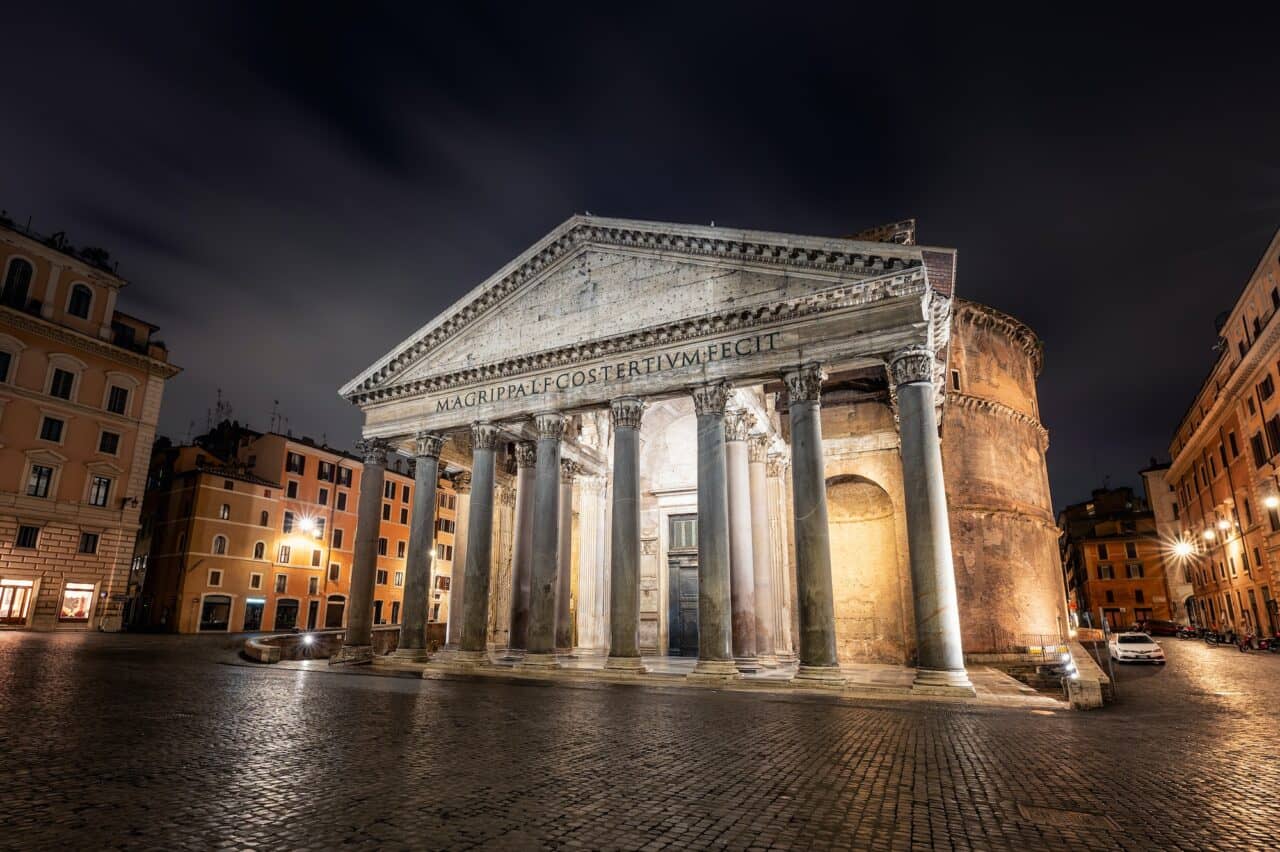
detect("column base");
top-left (391, 646), bottom-right (431, 663)
top-left (793, 664), bottom-right (846, 688)
top-left (911, 667), bottom-right (976, 696)
top-left (687, 658), bottom-right (742, 683)
top-left (499, 647), bottom-right (526, 662)
top-left (515, 652), bottom-right (561, 670)
top-left (554, 648), bottom-right (577, 661)
top-left (604, 655), bottom-right (647, 673)
top-left (775, 651), bottom-right (799, 664)
top-left (734, 655), bottom-right (762, 674)
top-left (755, 653), bottom-right (780, 669)
top-left (329, 644), bottom-right (374, 666)
top-left (434, 648), bottom-right (487, 667)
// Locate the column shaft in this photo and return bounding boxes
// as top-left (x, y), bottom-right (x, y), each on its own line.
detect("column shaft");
top-left (725, 410), bottom-right (759, 671)
top-left (575, 477), bottom-right (604, 654)
top-left (606, 398), bottom-right (645, 670)
top-left (891, 348), bottom-right (972, 693)
top-left (396, 432), bottom-right (443, 659)
top-left (784, 364), bottom-right (844, 684)
top-left (554, 461), bottom-right (576, 653)
top-left (335, 438), bottom-right (389, 664)
top-left (444, 471), bottom-right (472, 649)
top-left (521, 413), bottom-right (564, 665)
top-left (460, 423), bottom-right (499, 660)
top-left (748, 436), bottom-right (777, 665)
top-left (507, 443), bottom-right (537, 651)
top-left (690, 382), bottom-right (737, 678)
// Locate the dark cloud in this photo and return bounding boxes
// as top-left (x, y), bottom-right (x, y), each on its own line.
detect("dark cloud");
top-left (2, 3), bottom-right (1279, 507)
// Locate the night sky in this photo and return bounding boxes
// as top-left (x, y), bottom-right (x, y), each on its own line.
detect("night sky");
top-left (3, 4), bottom-right (1278, 509)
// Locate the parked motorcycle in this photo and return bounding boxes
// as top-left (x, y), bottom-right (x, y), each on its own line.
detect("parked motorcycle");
top-left (1204, 630), bottom-right (1222, 647)
top-left (1176, 626), bottom-right (1197, 639)
top-left (1237, 633), bottom-right (1255, 652)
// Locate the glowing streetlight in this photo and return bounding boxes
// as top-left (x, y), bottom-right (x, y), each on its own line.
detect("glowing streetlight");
top-left (1266, 495), bottom-right (1280, 510)
top-left (297, 517), bottom-right (315, 534)
top-left (1173, 540), bottom-right (1194, 558)
top-left (1217, 519), bottom-right (1230, 531)
top-left (1203, 529), bottom-right (1216, 541)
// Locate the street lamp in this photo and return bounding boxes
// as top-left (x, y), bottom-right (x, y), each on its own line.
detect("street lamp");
top-left (1173, 540), bottom-right (1194, 559)
top-left (1203, 529), bottom-right (1216, 541)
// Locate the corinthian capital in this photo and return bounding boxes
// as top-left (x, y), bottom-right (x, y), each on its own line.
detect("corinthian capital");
top-left (691, 380), bottom-right (733, 416)
top-left (451, 471), bottom-right (472, 495)
top-left (354, 437), bottom-right (391, 466)
top-left (767, 452), bottom-right (789, 478)
top-left (610, 396), bottom-right (644, 430)
top-left (515, 441), bottom-right (537, 469)
top-left (724, 409), bottom-right (754, 442)
top-left (748, 434), bottom-right (770, 463)
top-left (888, 347), bottom-right (934, 388)
top-left (413, 431), bottom-right (446, 459)
top-left (560, 459), bottom-right (578, 484)
top-left (534, 412), bottom-right (567, 440)
top-left (782, 362), bottom-right (825, 403)
top-left (470, 421), bottom-right (500, 451)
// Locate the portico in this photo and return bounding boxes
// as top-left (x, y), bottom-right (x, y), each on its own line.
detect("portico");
top-left (340, 216), bottom-right (982, 694)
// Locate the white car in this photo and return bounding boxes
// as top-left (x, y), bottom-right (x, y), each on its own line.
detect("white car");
top-left (1108, 632), bottom-right (1166, 664)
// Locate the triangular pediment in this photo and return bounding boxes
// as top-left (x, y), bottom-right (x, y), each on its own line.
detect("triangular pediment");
top-left (342, 216), bottom-right (948, 405)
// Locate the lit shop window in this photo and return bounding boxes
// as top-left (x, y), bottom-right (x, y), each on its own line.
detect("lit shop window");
top-left (0, 579), bottom-right (34, 624)
top-left (58, 582), bottom-right (95, 623)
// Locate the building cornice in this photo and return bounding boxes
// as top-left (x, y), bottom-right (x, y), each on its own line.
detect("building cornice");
top-left (347, 266), bottom-right (929, 407)
top-left (0, 304), bottom-right (180, 379)
top-left (948, 391), bottom-right (1049, 450)
top-left (341, 215), bottom-right (947, 401)
top-left (953, 299), bottom-right (1044, 376)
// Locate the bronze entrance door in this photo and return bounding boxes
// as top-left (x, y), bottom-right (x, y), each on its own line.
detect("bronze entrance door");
top-left (667, 514), bottom-right (699, 656)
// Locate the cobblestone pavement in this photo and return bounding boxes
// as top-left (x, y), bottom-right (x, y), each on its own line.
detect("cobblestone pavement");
top-left (2, 632), bottom-right (1279, 851)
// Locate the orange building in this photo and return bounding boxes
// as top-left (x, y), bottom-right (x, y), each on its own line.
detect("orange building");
top-left (1167, 227), bottom-right (1280, 637)
top-left (1060, 487), bottom-right (1172, 629)
top-left (0, 216), bottom-right (179, 631)
top-left (135, 423), bottom-right (458, 633)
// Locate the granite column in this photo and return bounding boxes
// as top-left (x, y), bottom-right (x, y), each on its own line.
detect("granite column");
top-left (519, 412), bottom-right (565, 668)
top-left (690, 381), bottom-right (739, 680)
top-left (458, 422), bottom-right (500, 663)
top-left (332, 437), bottom-right (390, 665)
top-left (394, 431), bottom-right (444, 660)
top-left (725, 409), bottom-right (759, 672)
top-left (748, 434), bottom-right (778, 667)
top-left (606, 397), bottom-right (645, 671)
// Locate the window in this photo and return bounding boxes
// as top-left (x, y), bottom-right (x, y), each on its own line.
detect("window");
top-left (106, 385), bottom-right (129, 415)
top-left (39, 416), bottom-right (64, 442)
top-left (308, 576), bottom-right (319, 595)
top-left (1209, 455), bottom-right (1217, 478)
top-left (283, 511), bottom-right (295, 533)
top-left (208, 568), bottom-right (223, 587)
top-left (391, 601), bottom-right (400, 624)
top-left (950, 369), bottom-right (961, 391)
top-left (336, 491), bottom-right (348, 511)
top-left (15, 525), bottom-right (39, 549)
top-left (59, 582), bottom-right (95, 622)
top-left (437, 518), bottom-right (456, 534)
top-left (1229, 432), bottom-right (1240, 458)
top-left (212, 535), bottom-right (227, 555)
top-left (384, 481), bottom-right (395, 499)
top-left (275, 574), bottom-right (288, 593)
top-left (1126, 563), bottom-right (1144, 579)
top-left (88, 475), bottom-right (111, 507)
top-left (318, 461), bottom-right (335, 482)
top-left (274, 599), bottom-right (299, 630)
top-left (1249, 397), bottom-right (1258, 416)
top-left (97, 427), bottom-right (120, 455)
top-left (2, 258), bottom-right (33, 307)
top-left (670, 515), bottom-right (697, 550)
top-left (394, 570), bottom-right (404, 587)
top-left (1245, 499), bottom-right (1254, 526)
top-left (314, 517), bottom-right (326, 538)
top-left (286, 452), bottom-right (305, 475)
top-left (78, 532), bottom-right (99, 554)
top-left (1260, 375), bottom-right (1276, 401)
top-left (223, 479), bottom-right (235, 491)
top-left (1267, 415), bottom-right (1280, 458)
top-left (250, 572), bottom-right (263, 589)
top-left (402, 484), bottom-right (410, 503)
top-left (1125, 542), bottom-right (1137, 559)
top-left (332, 528), bottom-right (344, 549)
top-left (436, 543), bottom-right (454, 561)
top-left (435, 575), bottom-right (451, 591)
top-left (1097, 564), bottom-right (1115, 580)
top-left (286, 480), bottom-right (298, 499)
top-left (1135, 589), bottom-right (1145, 604)
top-left (1252, 432), bottom-right (1268, 468)
top-left (329, 563), bottom-right (340, 581)
top-left (337, 467), bottom-right (352, 487)
top-left (399, 507), bottom-right (408, 525)
top-left (259, 510), bottom-right (269, 527)
top-left (49, 368), bottom-right (75, 400)
top-left (311, 549), bottom-right (321, 567)
top-left (0, 349), bottom-right (10, 383)
top-left (437, 492), bottom-right (457, 510)
top-left (1096, 543), bottom-right (1108, 560)
top-left (378, 537), bottom-right (388, 556)
top-left (396, 541), bottom-right (406, 558)
top-left (27, 464), bottom-right (54, 498)
top-left (376, 569), bottom-right (389, 585)
top-left (318, 487), bottom-right (329, 506)
top-left (253, 541), bottom-right (265, 559)
top-left (219, 503), bottom-right (230, 520)
top-left (0, 579), bottom-right (34, 624)
top-left (382, 503), bottom-right (391, 521)
top-left (278, 544), bottom-right (291, 563)
top-left (1105, 590), bottom-right (1114, 603)
top-left (66, 283), bottom-right (93, 318)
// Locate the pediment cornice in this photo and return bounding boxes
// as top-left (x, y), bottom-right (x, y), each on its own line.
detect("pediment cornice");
top-left (342, 215), bottom-right (945, 403)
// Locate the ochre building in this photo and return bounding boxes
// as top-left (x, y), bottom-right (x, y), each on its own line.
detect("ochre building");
top-left (335, 216), bottom-right (1066, 692)
top-left (0, 217), bottom-right (178, 631)
top-left (1167, 226), bottom-right (1280, 635)
top-left (135, 424), bottom-right (459, 634)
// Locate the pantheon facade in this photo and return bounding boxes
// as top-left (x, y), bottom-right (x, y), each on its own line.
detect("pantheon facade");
top-left (337, 216), bottom-right (1064, 694)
